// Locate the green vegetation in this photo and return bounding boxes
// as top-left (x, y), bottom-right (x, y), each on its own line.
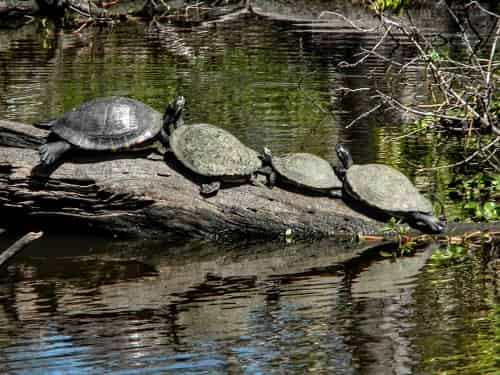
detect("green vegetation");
top-left (368, 0), bottom-right (408, 12)
top-left (449, 173), bottom-right (500, 222)
top-left (379, 217), bottom-right (416, 256)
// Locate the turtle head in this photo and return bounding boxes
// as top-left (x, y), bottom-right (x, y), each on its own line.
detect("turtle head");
top-left (162, 96), bottom-right (185, 132)
top-left (261, 146), bottom-right (273, 165)
top-left (161, 96), bottom-right (185, 146)
top-left (336, 143), bottom-right (354, 169)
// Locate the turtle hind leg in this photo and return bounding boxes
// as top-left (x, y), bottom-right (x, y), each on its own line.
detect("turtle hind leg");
top-left (411, 212), bottom-right (447, 234)
top-left (200, 181), bottom-right (221, 196)
top-left (39, 140), bottom-right (73, 167)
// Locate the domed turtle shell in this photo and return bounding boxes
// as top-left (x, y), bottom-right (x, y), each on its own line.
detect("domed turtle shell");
top-left (49, 96), bottom-right (163, 151)
top-left (270, 153), bottom-right (342, 193)
top-left (169, 123), bottom-right (262, 179)
top-left (344, 164), bottom-right (433, 215)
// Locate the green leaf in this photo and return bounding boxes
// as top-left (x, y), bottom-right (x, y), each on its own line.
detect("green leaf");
top-left (482, 202), bottom-right (497, 220)
top-left (464, 201), bottom-right (478, 210)
top-left (430, 50), bottom-right (440, 62)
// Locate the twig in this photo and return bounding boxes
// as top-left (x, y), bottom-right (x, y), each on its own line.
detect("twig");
top-left (466, 1), bottom-right (500, 19)
top-left (0, 232), bottom-right (43, 267)
top-left (346, 103), bottom-right (383, 128)
top-left (485, 21), bottom-right (500, 89)
top-left (318, 11), bottom-right (380, 32)
top-left (374, 90), bottom-right (465, 121)
top-left (338, 26), bottom-right (393, 68)
top-left (418, 137), bottom-right (499, 171)
top-left (387, 126), bottom-right (428, 141)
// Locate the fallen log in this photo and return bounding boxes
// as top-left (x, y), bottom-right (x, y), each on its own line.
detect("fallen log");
top-left (0, 119), bottom-right (387, 242)
top-left (0, 231), bottom-right (43, 267)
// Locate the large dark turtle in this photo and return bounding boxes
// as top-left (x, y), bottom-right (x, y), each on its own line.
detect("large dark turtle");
top-left (37, 96), bottom-right (184, 167)
top-left (335, 144), bottom-right (446, 234)
top-left (262, 147), bottom-right (342, 197)
top-left (165, 100), bottom-right (263, 196)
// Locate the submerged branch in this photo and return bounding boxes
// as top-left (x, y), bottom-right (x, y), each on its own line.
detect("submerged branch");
top-left (0, 231), bottom-right (43, 267)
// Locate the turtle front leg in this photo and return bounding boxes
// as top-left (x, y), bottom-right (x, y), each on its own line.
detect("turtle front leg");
top-left (39, 140), bottom-right (73, 167)
top-left (200, 181), bottom-right (221, 196)
top-left (410, 212), bottom-right (447, 234)
top-left (267, 170), bottom-right (277, 188)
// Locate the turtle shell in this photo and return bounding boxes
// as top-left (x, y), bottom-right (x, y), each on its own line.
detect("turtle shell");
top-left (271, 153), bottom-right (342, 192)
top-left (170, 123), bottom-right (262, 178)
top-left (50, 97), bottom-right (162, 151)
top-left (344, 164), bottom-right (433, 214)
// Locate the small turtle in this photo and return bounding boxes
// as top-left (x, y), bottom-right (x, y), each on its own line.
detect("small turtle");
top-left (335, 144), bottom-right (446, 234)
top-left (262, 147), bottom-right (342, 197)
top-left (165, 100), bottom-right (263, 196)
top-left (37, 96), bottom-right (184, 167)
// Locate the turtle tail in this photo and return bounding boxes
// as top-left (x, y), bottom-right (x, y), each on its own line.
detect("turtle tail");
top-left (34, 118), bottom-right (58, 129)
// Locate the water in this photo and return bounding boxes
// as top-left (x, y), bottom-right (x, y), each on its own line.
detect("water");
top-left (0, 235), bottom-right (498, 374)
top-left (0, 3), bottom-right (499, 374)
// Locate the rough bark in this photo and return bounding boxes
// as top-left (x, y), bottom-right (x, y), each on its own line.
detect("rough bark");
top-left (0, 120), bottom-right (387, 242)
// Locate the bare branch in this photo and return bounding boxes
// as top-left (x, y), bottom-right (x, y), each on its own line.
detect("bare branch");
top-left (0, 232), bottom-right (43, 267)
top-left (318, 11), bottom-right (380, 32)
top-left (346, 103), bottom-right (383, 129)
top-left (418, 137), bottom-right (499, 171)
top-left (338, 26), bottom-right (393, 68)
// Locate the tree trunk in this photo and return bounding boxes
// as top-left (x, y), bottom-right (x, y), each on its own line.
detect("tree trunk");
top-left (0, 120), bottom-right (387, 242)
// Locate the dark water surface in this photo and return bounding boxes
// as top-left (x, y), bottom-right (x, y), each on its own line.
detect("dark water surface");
top-left (0, 4), bottom-right (499, 374)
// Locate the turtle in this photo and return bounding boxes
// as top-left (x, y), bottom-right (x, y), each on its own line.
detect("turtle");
top-left (37, 96), bottom-right (185, 167)
top-left (261, 147), bottom-right (342, 197)
top-left (335, 143), bottom-right (446, 234)
top-left (164, 100), bottom-right (263, 196)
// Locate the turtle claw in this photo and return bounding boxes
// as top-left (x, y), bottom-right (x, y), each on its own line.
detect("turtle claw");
top-left (200, 181), bottom-right (221, 196)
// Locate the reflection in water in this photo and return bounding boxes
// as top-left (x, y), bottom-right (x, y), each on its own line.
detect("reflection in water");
top-left (0, 236), bottom-right (497, 374)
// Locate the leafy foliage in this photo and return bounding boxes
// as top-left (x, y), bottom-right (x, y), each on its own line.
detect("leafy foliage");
top-left (380, 217), bottom-right (416, 256)
top-left (449, 172), bottom-right (500, 221)
top-left (369, 0), bottom-right (407, 12)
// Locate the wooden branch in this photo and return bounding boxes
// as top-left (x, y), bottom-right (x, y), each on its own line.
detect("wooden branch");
top-left (0, 231), bottom-right (43, 267)
top-left (0, 120), bottom-right (385, 242)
